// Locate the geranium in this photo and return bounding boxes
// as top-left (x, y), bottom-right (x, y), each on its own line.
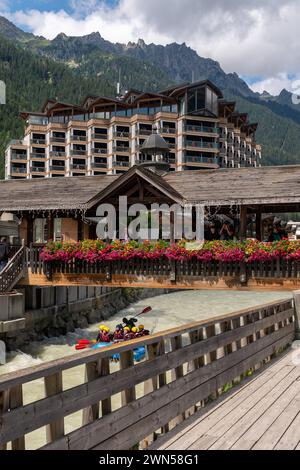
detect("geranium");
top-left (40, 239), bottom-right (300, 265)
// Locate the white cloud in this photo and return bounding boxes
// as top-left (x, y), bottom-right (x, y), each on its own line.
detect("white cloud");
top-left (251, 74), bottom-right (300, 96)
top-left (4, 0), bottom-right (300, 95)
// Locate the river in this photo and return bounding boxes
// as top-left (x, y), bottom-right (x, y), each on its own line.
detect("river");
top-left (1, 289), bottom-right (291, 449)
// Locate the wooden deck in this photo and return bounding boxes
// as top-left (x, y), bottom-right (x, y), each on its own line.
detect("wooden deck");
top-left (152, 349), bottom-right (300, 450)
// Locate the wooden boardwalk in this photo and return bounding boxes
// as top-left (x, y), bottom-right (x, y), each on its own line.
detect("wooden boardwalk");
top-left (152, 350), bottom-right (300, 451)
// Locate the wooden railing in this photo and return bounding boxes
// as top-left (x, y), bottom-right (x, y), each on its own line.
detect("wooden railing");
top-left (27, 247), bottom-right (300, 282)
top-left (0, 298), bottom-right (295, 450)
top-left (0, 245), bottom-right (26, 294)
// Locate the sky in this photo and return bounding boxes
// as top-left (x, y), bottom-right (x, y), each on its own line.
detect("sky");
top-left (1, 0), bottom-right (300, 96)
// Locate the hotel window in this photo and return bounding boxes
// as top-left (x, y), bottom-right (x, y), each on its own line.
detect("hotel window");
top-left (54, 218), bottom-right (62, 242)
top-left (33, 218), bottom-right (48, 244)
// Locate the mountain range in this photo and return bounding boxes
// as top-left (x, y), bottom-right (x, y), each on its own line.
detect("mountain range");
top-left (1, 15), bottom-right (300, 177)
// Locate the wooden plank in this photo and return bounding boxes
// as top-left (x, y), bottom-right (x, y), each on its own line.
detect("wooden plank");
top-left (41, 331), bottom-right (293, 450)
top-left (120, 351), bottom-right (136, 406)
top-left (182, 364), bottom-right (295, 450)
top-left (253, 389), bottom-right (300, 450)
top-left (0, 298), bottom-right (291, 390)
top-left (206, 366), bottom-right (300, 450)
top-left (152, 351), bottom-right (293, 450)
top-left (82, 361), bottom-right (100, 425)
top-left (9, 385), bottom-right (25, 450)
top-left (19, 271), bottom-right (300, 292)
top-left (232, 378), bottom-right (300, 450)
top-left (44, 372), bottom-right (64, 443)
top-left (0, 318), bottom-right (294, 446)
top-left (0, 391), bottom-right (9, 450)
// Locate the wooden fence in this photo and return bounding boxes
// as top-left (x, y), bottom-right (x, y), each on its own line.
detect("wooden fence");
top-left (0, 298), bottom-right (296, 450)
top-left (27, 245), bottom-right (300, 282)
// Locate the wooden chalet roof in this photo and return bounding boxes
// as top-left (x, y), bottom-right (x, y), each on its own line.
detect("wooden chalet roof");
top-left (1, 165), bottom-right (300, 212)
top-left (0, 175), bottom-right (118, 211)
top-left (164, 165), bottom-right (300, 206)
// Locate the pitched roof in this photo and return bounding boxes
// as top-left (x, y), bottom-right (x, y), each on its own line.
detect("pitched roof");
top-left (0, 175), bottom-right (118, 211)
top-left (1, 165), bottom-right (300, 212)
top-left (163, 165), bottom-right (300, 206)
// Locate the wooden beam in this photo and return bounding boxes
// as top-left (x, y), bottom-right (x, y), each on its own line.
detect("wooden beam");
top-left (240, 206), bottom-right (247, 240)
top-left (19, 271), bottom-right (300, 291)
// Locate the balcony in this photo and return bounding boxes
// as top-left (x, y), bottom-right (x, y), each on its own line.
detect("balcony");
top-left (70, 135), bottom-right (87, 142)
top-left (31, 166), bottom-right (45, 173)
top-left (11, 167), bottom-right (27, 174)
top-left (92, 133), bottom-right (108, 140)
top-left (113, 131), bottom-right (130, 138)
top-left (184, 125), bottom-right (218, 134)
top-left (70, 164), bottom-right (86, 171)
top-left (50, 137), bottom-right (66, 144)
top-left (50, 165), bottom-right (65, 172)
top-left (136, 129), bottom-right (152, 137)
top-left (50, 151), bottom-right (66, 158)
top-left (91, 162), bottom-right (107, 169)
top-left (185, 156), bottom-right (219, 165)
top-left (161, 127), bottom-right (176, 135)
top-left (113, 146), bottom-right (130, 153)
top-left (185, 140), bottom-right (218, 150)
top-left (31, 138), bottom-right (46, 145)
top-left (11, 153), bottom-right (27, 161)
top-left (70, 149), bottom-right (87, 156)
top-left (91, 148), bottom-right (107, 155)
top-left (113, 161), bottom-right (130, 168)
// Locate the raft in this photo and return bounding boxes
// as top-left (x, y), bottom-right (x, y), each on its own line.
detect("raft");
top-left (91, 342), bottom-right (146, 362)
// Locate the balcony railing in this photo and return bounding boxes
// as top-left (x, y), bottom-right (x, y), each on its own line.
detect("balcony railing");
top-left (11, 153), bottom-right (27, 160)
top-left (185, 156), bottom-right (219, 165)
top-left (113, 146), bottom-right (130, 153)
top-left (92, 133), bottom-right (108, 140)
top-left (113, 161), bottom-right (130, 168)
top-left (50, 137), bottom-right (66, 144)
top-left (49, 151), bottom-right (66, 157)
top-left (11, 167), bottom-right (27, 174)
top-left (70, 164), bottom-right (86, 170)
top-left (31, 138), bottom-right (46, 145)
top-left (31, 167), bottom-right (45, 173)
top-left (70, 135), bottom-right (87, 142)
top-left (30, 153), bottom-right (46, 159)
top-left (91, 162), bottom-right (107, 169)
top-left (50, 165), bottom-right (65, 172)
top-left (161, 127), bottom-right (176, 134)
top-left (113, 131), bottom-right (130, 138)
top-left (185, 140), bottom-right (218, 149)
top-left (136, 129), bottom-right (152, 136)
top-left (165, 142), bottom-right (176, 149)
top-left (91, 148), bottom-right (107, 155)
top-left (70, 150), bottom-right (87, 156)
top-left (185, 125), bottom-right (218, 134)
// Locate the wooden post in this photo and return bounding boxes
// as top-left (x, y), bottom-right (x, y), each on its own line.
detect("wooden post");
top-left (120, 350), bottom-right (136, 406)
top-left (0, 390), bottom-right (9, 450)
top-left (44, 372), bottom-right (64, 443)
top-left (169, 335), bottom-right (185, 428)
top-left (9, 385), bottom-right (26, 450)
top-left (82, 361), bottom-right (100, 425)
top-left (240, 206), bottom-right (247, 240)
top-left (47, 214), bottom-right (54, 241)
top-left (255, 207), bottom-right (262, 241)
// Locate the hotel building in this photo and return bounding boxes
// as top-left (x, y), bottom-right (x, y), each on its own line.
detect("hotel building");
top-left (5, 80), bottom-right (262, 179)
